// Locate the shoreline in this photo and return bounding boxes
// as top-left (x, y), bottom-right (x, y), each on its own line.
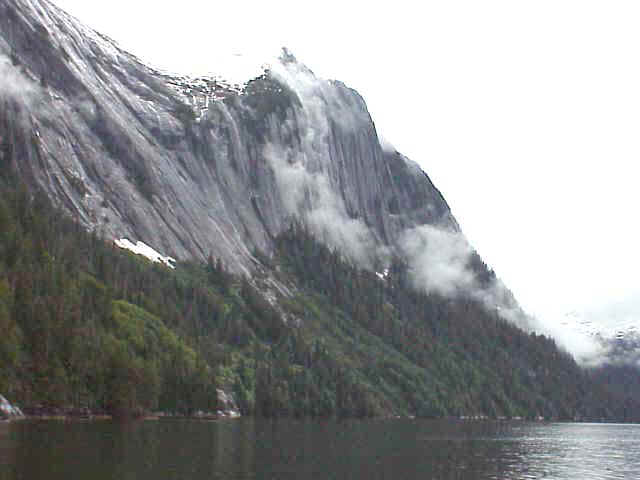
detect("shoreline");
top-left (7, 411), bottom-right (242, 422)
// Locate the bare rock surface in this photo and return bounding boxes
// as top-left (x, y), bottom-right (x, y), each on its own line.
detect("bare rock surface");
top-left (0, 394), bottom-right (24, 419)
top-left (0, 0), bottom-right (457, 275)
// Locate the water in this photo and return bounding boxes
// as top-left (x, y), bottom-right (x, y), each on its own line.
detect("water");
top-left (1, 419), bottom-right (639, 479)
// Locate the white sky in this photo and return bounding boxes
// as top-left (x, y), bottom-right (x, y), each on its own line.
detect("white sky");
top-left (53, 0), bottom-right (640, 333)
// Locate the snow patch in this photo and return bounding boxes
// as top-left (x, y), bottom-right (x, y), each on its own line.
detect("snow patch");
top-left (375, 269), bottom-right (390, 281)
top-left (561, 310), bottom-right (640, 344)
top-left (115, 238), bottom-right (175, 269)
top-left (162, 51), bottom-right (272, 93)
top-left (378, 134), bottom-right (396, 153)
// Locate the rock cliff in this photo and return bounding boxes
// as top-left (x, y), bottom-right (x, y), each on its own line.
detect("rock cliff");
top-left (0, 0), bottom-right (457, 275)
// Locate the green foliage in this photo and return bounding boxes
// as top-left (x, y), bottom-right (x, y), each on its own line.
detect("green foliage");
top-left (238, 74), bottom-right (301, 139)
top-left (0, 188), bottom-right (215, 415)
top-left (0, 279), bottom-right (21, 396)
top-left (0, 186), bottom-right (637, 421)
top-left (269, 222), bottom-right (640, 421)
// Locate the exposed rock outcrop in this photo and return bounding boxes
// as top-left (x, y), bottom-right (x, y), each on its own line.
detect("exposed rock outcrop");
top-left (0, 394), bottom-right (24, 420)
top-left (216, 389), bottom-right (240, 418)
top-left (0, 0), bottom-right (457, 276)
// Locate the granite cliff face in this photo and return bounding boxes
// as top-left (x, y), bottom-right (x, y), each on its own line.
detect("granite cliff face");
top-left (0, 0), bottom-right (457, 275)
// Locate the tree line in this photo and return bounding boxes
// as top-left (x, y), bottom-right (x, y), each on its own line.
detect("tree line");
top-left (0, 185), bottom-right (637, 420)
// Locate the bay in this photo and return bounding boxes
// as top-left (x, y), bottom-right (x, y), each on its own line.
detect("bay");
top-left (1, 419), bottom-right (639, 479)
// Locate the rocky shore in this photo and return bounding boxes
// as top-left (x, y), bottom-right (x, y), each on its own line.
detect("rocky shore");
top-left (0, 395), bottom-right (24, 421)
top-left (20, 405), bottom-right (110, 421)
top-left (2, 389), bottom-right (241, 422)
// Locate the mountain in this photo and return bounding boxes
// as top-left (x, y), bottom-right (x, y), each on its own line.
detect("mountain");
top-left (1, 0), bottom-right (638, 420)
top-left (0, 0), bottom-right (457, 277)
top-left (561, 310), bottom-right (640, 363)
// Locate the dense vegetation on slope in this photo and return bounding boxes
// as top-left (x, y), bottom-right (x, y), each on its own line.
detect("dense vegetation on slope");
top-left (0, 184), bottom-right (638, 420)
top-left (271, 224), bottom-right (639, 420)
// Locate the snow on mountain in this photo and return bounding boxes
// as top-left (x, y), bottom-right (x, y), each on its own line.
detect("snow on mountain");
top-left (559, 310), bottom-right (640, 365)
top-left (115, 238), bottom-right (176, 269)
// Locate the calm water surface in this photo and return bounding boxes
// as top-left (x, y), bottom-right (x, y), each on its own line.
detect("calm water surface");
top-left (1, 419), bottom-right (639, 479)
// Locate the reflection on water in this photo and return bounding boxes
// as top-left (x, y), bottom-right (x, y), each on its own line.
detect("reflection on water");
top-left (491, 423), bottom-right (640, 479)
top-left (0, 419), bottom-right (639, 479)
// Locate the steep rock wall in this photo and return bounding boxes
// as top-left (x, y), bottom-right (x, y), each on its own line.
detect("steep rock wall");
top-left (0, 0), bottom-right (457, 274)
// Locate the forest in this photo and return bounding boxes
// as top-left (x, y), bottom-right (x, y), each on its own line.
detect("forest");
top-left (0, 182), bottom-right (638, 420)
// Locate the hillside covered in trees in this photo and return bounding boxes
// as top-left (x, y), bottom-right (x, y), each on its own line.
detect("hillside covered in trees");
top-left (1, 182), bottom-right (637, 421)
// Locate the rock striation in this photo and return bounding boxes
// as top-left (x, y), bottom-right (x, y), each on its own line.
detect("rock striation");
top-left (0, 0), bottom-right (457, 276)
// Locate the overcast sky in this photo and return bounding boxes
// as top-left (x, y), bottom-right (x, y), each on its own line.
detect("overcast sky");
top-left (53, 0), bottom-right (640, 337)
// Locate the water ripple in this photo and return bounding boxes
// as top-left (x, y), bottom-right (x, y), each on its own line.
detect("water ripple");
top-left (2, 420), bottom-right (640, 480)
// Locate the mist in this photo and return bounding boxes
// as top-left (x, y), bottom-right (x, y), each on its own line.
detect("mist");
top-left (261, 54), bottom-right (625, 368)
top-left (399, 224), bottom-right (474, 297)
top-left (265, 141), bottom-right (377, 266)
top-left (263, 54), bottom-right (379, 266)
top-left (558, 294), bottom-right (640, 366)
top-left (399, 224), bottom-right (528, 325)
top-left (264, 55), bottom-right (567, 350)
top-left (539, 314), bottom-right (607, 366)
top-left (0, 54), bottom-right (41, 105)
top-left (397, 221), bottom-right (609, 365)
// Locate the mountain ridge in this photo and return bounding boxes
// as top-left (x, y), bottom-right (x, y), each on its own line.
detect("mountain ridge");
top-left (0, 0), bottom-right (459, 279)
top-left (2, 0), bottom-right (639, 420)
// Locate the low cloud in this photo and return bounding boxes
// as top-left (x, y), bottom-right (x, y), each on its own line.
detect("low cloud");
top-left (399, 224), bottom-right (475, 297)
top-left (399, 223), bottom-right (543, 333)
top-left (541, 316), bottom-right (607, 365)
top-left (263, 53), bottom-right (378, 266)
top-left (268, 50), bottom-right (370, 138)
top-left (264, 141), bottom-right (377, 267)
top-left (0, 54), bottom-right (41, 105)
top-left (553, 295), bottom-right (640, 366)
top-left (264, 52), bottom-right (605, 358)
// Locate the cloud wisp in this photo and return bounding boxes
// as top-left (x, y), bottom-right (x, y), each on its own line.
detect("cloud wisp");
top-left (0, 54), bottom-right (42, 107)
top-left (399, 224), bottom-right (474, 297)
top-left (263, 54), bottom-right (542, 336)
top-left (260, 53), bottom-right (617, 367)
top-left (263, 53), bottom-right (379, 266)
top-left (398, 222), bottom-right (617, 364)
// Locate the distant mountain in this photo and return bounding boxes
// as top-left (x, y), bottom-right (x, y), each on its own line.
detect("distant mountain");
top-left (1, 0), bottom-right (639, 421)
top-left (561, 311), bottom-right (640, 365)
